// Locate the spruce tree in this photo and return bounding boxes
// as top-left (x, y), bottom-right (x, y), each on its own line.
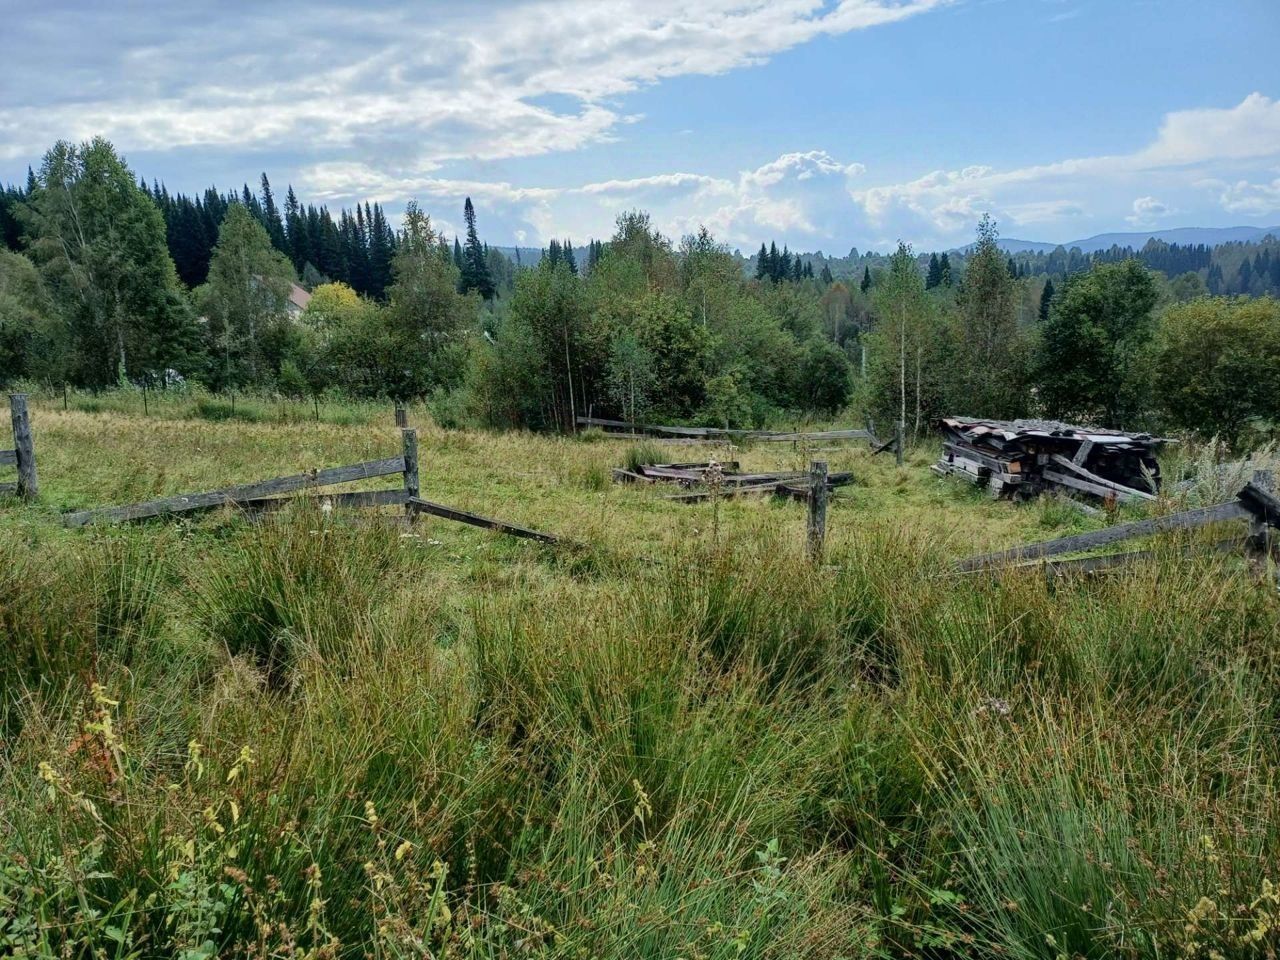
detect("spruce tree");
top-left (459, 197), bottom-right (494, 299)
top-left (1038, 278), bottom-right (1055, 321)
top-left (755, 243), bottom-right (769, 281)
top-left (259, 173), bottom-right (287, 253)
top-left (564, 240), bottom-right (578, 275)
top-left (939, 252), bottom-right (953, 286)
top-left (926, 252), bottom-right (942, 289)
top-left (860, 265), bottom-right (872, 294)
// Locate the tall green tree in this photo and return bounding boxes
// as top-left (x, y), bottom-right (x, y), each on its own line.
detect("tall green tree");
top-left (196, 203), bottom-right (296, 389)
top-left (459, 197), bottom-right (494, 300)
top-left (1035, 259), bottom-right (1159, 426)
top-left (1038, 278), bottom-right (1055, 321)
top-left (383, 202), bottom-right (477, 396)
top-left (22, 138), bottom-right (196, 386)
top-left (868, 243), bottom-right (944, 441)
top-left (1154, 296), bottom-right (1280, 446)
top-left (950, 215), bottom-right (1030, 418)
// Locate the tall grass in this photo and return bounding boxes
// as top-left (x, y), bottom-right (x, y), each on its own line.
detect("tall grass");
top-left (2, 425), bottom-right (1280, 956)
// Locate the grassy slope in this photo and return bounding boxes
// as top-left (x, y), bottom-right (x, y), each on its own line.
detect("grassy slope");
top-left (2, 398), bottom-right (1278, 959)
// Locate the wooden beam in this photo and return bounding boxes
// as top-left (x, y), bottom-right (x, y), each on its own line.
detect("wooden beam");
top-left (0, 449), bottom-right (15, 467)
top-left (240, 488), bottom-right (410, 512)
top-left (957, 499), bottom-right (1254, 572)
top-left (999, 536), bottom-right (1249, 577)
top-left (63, 456), bottom-right (407, 527)
top-left (406, 497), bottom-right (559, 544)
top-left (1048, 454), bottom-right (1156, 500)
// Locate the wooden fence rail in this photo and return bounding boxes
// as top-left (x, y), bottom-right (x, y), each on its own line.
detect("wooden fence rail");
top-left (958, 475), bottom-right (1279, 575)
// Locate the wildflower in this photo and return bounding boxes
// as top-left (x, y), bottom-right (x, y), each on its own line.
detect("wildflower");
top-left (203, 806), bottom-right (225, 836)
top-left (227, 745), bottom-right (256, 783)
top-left (395, 840), bottom-right (413, 861)
top-left (365, 800), bottom-right (379, 828)
top-left (185, 740), bottom-right (205, 781)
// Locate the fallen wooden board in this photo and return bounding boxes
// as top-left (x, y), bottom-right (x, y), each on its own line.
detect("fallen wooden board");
top-left (406, 497), bottom-right (560, 544)
top-left (1048, 454), bottom-right (1155, 500)
top-left (1002, 536), bottom-right (1249, 577)
top-left (0, 449), bottom-right (16, 467)
top-left (611, 468), bottom-right (654, 483)
top-left (957, 499), bottom-right (1254, 572)
top-left (666, 472), bottom-right (854, 503)
top-left (240, 488), bottom-right (409, 512)
top-left (0, 481), bottom-right (16, 495)
top-left (1042, 470), bottom-right (1146, 503)
top-left (63, 456), bottom-right (407, 527)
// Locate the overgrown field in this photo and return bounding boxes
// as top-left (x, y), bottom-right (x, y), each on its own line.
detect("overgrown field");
top-left (2, 400), bottom-right (1279, 959)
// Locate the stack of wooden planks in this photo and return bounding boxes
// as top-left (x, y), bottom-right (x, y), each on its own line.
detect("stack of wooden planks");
top-left (933, 417), bottom-right (1168, 503)
top-left (614, 460), bottom-right (854, 503)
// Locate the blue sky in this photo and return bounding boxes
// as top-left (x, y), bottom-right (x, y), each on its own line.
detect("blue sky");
top-left (2, 0), bottom-right (1279, 252)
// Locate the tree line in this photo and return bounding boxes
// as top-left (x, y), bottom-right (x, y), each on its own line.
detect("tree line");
top-left (2, 137), bottom-right (1278, 448)
top-left (862, 215), bottom-right (1280, 448)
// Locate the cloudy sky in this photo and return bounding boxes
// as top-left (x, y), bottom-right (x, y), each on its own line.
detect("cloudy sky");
top-left (3, 0), bottom-right (1278, 252)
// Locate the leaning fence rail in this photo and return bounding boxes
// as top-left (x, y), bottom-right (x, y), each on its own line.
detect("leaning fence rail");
top-left (957, 472), bottom-right (1279, 577)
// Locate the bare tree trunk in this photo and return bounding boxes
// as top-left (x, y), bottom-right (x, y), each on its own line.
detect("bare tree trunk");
top-left (563, 325), bottom-right (576, 433)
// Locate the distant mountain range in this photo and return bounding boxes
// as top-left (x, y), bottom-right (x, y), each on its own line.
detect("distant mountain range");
top-left (990, 225), bottom-right (1280, 255)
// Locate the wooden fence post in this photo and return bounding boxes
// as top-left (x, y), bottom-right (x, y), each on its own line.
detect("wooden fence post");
top-left (10, 393), bottom-right (38, 500)
top-left (1250, 468), bottom-right (1275, 554)
top-left (895, 420), bottom-right (904, 467)
top-left (402, 428), bottom-right (419, 518)
top-left (394, 405), bottom-right (408, 428)
top-left (807, 460), bottom-right (827, 563)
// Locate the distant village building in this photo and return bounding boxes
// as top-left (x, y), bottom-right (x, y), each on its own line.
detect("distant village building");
top-left (285, 282), bottom-right (311, 318)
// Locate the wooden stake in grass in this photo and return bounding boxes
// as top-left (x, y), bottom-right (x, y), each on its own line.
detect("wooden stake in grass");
top-left (9, 393), bottom-right (38, 500)
top-left (402, 427), bottom-right (420, 520)
top-left (807, 460), bottom-right (827, 562)
top-left (395, 405), bottom-right (408, 428)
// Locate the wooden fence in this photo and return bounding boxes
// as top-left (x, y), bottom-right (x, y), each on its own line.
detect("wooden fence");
top-left (958, 470), bottom-right (1279, 578)
top-left (1, 394), bottom-right (38, 499)
top-left (59, 426), bottom-right (562, 543)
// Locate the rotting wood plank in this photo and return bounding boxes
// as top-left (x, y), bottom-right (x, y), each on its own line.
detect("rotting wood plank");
top-left (1048, 454), bottom-right (1156, 500)
top-left (0, 481), bottom-right (16, 495)
top-left (666, 472), bottom-right (853, 503)
top-left (999, 536), bottom-right (1249, 577)
top-left (1042, 470), bottom-right (1144, 503)
top-left (0, 449), bottom-right (15, 467)
top-left (1240, 480), bottom-right (1280, 527)
top-left (240, 488), bottom-right (410, 512)
top-left (63, 456), bottom-right (407, 527)
top-left (406, 497), bottom-right (559, 544)
top-left (957, 499), bottom-right (1254, 572)
top-left (611, 468), bottom-right (655, 483)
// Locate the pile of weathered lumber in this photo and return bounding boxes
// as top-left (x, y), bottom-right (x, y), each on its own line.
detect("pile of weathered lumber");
top-left (933, 417), bottom-right (1168, 503)
top-left (613, 461), bottom-right (854, 503)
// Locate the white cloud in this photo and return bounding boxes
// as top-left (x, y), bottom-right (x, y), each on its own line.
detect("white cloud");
top-left (848, 94), bottom-right (1280, 246)
top-left (1125, 196), bottom-right (1174, 226)
top-left (1208, 177), bottom-right (1280, 216)
top-left (0, 0), bottom-right (948, 166)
